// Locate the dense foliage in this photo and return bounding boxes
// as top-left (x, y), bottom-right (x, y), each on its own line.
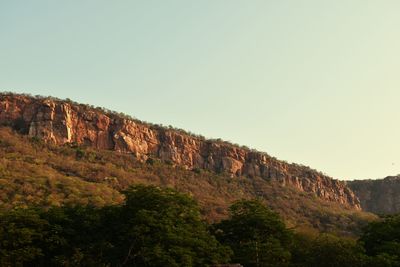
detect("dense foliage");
top-left (0, 185), bottom-right (230, 267)
top-left (360, 215), bottom-right (400, 266)
top-left (0, 185), bottom-right (399, 267)
top-left (214, 200), bottom-right (292, 267)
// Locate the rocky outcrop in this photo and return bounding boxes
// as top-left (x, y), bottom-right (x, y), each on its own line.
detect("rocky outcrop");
top-left (348, 176), bottom-right (400, 214)
top-left (0, 93), bottom-right (361, 209)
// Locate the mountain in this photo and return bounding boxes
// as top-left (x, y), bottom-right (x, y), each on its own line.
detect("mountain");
top-left (348, 176), bottom-right (400, 214)
top-left (0, 93), bottom-right (375, 234)
top-left (0, 93), bottom-right (361, 208)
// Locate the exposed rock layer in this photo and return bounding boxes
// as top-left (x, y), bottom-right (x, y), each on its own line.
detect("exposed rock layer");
top-left (348, 176), bottom-right (400, 214)
top-left (0, 94), bottom-right (361, 209)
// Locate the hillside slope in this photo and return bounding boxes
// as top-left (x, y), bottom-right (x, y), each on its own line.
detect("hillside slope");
top-left (348, 176), bottom-right (400, 214)
top-left (0, 93), bottom-right (360, 209)
top-left (0, 127), bottom-right (374, 235)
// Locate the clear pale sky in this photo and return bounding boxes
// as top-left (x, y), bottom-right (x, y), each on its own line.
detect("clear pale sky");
top-left (1, 1), bottom-right (400, 180)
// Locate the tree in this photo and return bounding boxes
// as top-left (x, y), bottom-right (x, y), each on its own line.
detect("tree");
top-left (359, 215), bottom-right (400, 266)
top-left (214, 200), bottom-right (292, 267)
top-left (37, 206), bottom-right (110, 266)
top-left (293, 234), bottom-right (366, 267)
top-left (0, 209), bottom-right (49, 266)
top-left (0, 185), bottom-right (231, 266)
top-left (106, 185), bottom-right (231, 266)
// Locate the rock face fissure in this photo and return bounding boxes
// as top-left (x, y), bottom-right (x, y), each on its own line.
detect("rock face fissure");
top-left (0, 94), bottom-right (361, 209)
top-left (348, 176), bottom-right (400, 214)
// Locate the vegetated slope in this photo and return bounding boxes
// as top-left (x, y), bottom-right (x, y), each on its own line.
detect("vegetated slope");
top-left (0, 127), bottom-right (375, 235)
top-left (348, 176), bottom-right (400, 214)
top-left (0, 93), bottom-right (361, 209)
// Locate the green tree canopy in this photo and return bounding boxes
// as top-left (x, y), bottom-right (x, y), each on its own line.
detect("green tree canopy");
top-left (105, 185), bottom-right (231, 266)
top-left (290, 233), bottom-right (366, 267)
top-left (0, 209), bottom-right (49, 266)
top-left (0, 185), bottom-right (231, 267)
top-left (214, 199), bottom-right (292, 267)
top-left (359, 214), bottom-right (400, 266)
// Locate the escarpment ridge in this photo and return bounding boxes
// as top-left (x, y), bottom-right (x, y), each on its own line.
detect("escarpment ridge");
top-left (348, 176), bottom-right (400, 214)
top-left (0, 93), bottom-right (361, 209)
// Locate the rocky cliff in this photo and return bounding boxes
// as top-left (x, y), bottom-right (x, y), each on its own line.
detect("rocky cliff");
top-left (348, 176), bottom-right (400, 214)
top-left (0, 93), bottom-right (361, 209)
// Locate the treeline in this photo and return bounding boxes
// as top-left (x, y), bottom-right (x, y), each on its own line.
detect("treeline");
top-left (0, 185), bottom-right (399, 267)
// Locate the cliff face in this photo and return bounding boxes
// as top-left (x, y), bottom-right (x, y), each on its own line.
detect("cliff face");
top-left (348, 176), bottom-right (400, 214)
top-left (0, 93), bottom-right (361, 209)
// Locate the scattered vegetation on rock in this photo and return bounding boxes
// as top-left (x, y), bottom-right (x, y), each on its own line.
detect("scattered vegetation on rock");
top-left (0, 126), bottom-right (375, 235)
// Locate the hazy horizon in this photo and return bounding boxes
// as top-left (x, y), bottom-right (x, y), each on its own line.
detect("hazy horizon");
top-left (2, 1), bottom-right (400, 180)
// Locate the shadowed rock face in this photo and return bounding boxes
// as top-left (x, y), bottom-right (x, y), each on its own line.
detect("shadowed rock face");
top-left (348, 176), bottom-right (400, 214)
top-left (0, 93), bottom-right (361, 209)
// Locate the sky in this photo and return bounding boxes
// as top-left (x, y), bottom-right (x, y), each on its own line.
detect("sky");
top-left (1, 1), bottom-right (400, 180)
